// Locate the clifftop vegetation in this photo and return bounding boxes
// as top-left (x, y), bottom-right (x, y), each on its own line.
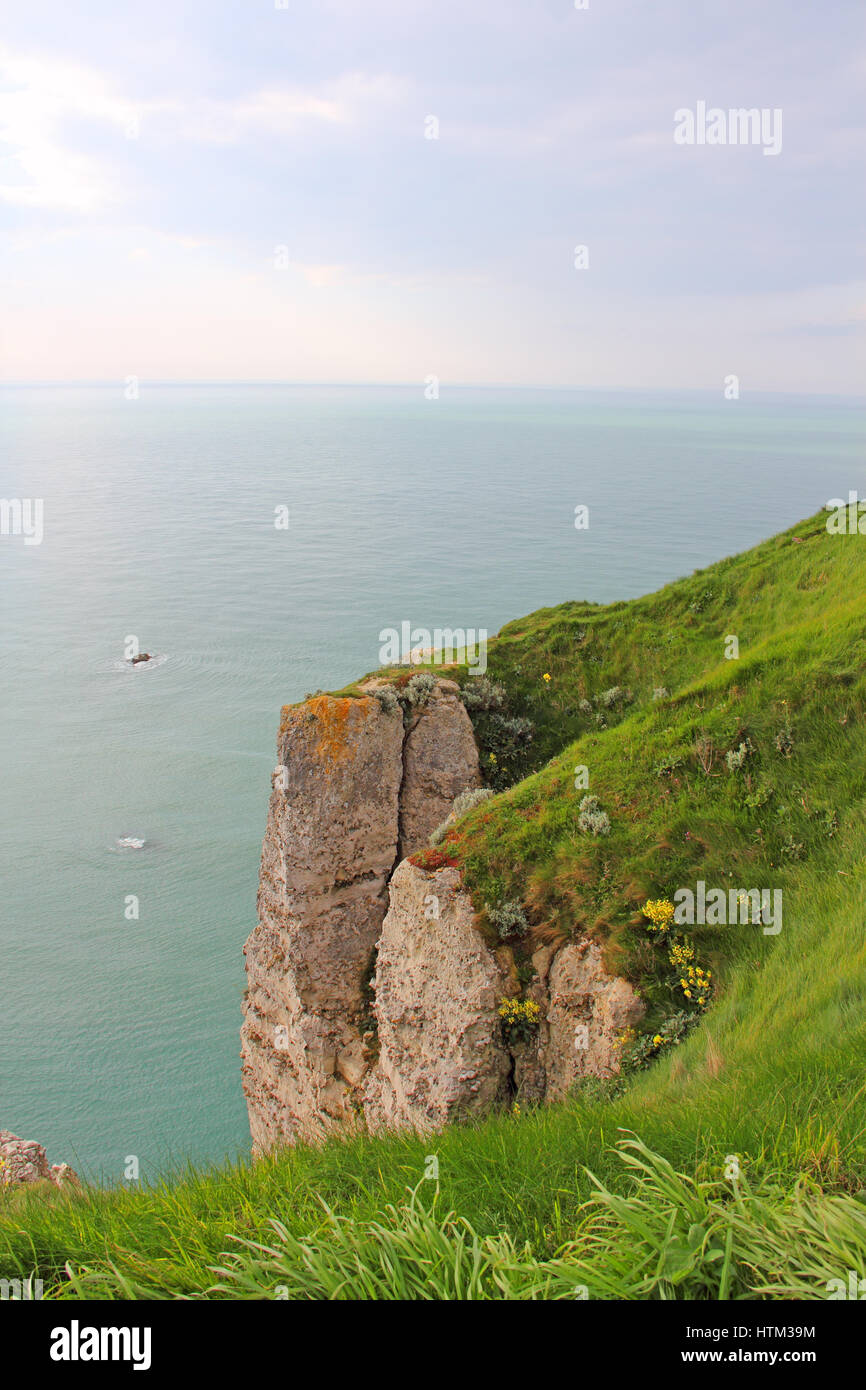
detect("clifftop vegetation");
top-left (439, 508), bottom-right (866, 1066)
top-left (3, 509), bottom-right (865, 1300)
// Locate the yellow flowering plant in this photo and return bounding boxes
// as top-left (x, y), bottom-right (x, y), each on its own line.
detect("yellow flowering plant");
top-left (668, 940), bottom-right (695, 970)
top-left (619, 1010), bottom-right (698, 1072)
top-left (678, 962), bottom-right (712, 1008)
top-left (642, 898), bottom-right (676, 934)
top-left (498, 996), bottom-right (541, 1044)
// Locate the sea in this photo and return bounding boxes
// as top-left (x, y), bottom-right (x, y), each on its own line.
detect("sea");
top-left (1, 384), bottom-right (864, 1181)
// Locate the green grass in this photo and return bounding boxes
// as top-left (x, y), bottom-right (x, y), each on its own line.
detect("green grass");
top-left (445, 510), bottom-right (866, 1014)
top-left (2, 509), bottom-right (865, 1299)
top-left (59, 1138), bottom-right (866, 1301)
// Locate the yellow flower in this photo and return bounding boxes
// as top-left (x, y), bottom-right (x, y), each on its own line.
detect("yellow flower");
top-left (669, 940), bottom-right (695, 969)
top-left (498, 997), bottom-right (540, 1029)
top-left (642, 898), bottom-right (675, 933)
top-left (542, 673), bottom-right (551, 682)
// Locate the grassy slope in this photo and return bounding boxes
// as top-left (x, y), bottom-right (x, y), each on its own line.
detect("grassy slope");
top-left (445, 510), bottom-right (866, 1011)
top-left (2, 510), bottom-right (865, 1299)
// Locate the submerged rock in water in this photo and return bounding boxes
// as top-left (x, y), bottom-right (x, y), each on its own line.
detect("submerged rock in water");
top-left (130, 652), bottom-right (151, 665)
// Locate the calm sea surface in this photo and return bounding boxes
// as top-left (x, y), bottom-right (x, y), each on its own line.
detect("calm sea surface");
top-left (1, 384), bottom-right (864, 1180)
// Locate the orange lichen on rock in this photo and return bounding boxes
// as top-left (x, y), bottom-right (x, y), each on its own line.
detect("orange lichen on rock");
top-left (281, 695), bottom-right (374, 774)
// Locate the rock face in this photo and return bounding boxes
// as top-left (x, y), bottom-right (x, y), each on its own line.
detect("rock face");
top-left (366, 867), bottom-right (643, 1128)
top-left (242, 694), bottom-right (404, 1150)
top-left (241, 681), bottom-right (481, 1151)
top-left (543, 941), bottom-right (646, 1100)
top-left (0, 1131), bottom-right (79, 1189)
top-left (365, 861), bottom-right (511, 1132)
top-left (397, 682), bottom-right (481, 859)
top-left (241, 677), bottom-right (643, 1152)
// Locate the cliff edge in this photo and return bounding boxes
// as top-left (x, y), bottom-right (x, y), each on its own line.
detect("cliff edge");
top-left (241, 674), bottom-right (641, 1151)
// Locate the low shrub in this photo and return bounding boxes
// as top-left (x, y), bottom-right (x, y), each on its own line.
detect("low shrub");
top-left (405, 673), bottom-right (437, 707)
top-left (598, 686), bottom-right (632, 710)
top-left (452, 787), bottom-right (494, 818)
top-left (486, 899), bottom-right (529, 941)
top-left (372, 686), bottom-right (400, 715)
top-left (460, 677), bottom-right (506, 712)
top-left (621, 1010), bottom-right (699, 1071)
top-left (725, 739), bottom-right (755, 773)
top-left (489, 714), bottom-right (534, 745)
top-left (578, 795), bottom-right (611, 837)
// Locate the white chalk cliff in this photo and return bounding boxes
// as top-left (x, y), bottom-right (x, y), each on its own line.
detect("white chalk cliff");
top-left (241, 677), bottom-right (642, 1151)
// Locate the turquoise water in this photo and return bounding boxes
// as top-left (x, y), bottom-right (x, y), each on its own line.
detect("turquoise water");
top-left (1, 384), bottom-right (864, 1181)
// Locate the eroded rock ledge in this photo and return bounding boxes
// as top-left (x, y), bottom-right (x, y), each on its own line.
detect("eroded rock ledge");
top-left (241, 677), bottom-right (643, 1151)
top-left (0, 1130), bottom-right (79, 1189)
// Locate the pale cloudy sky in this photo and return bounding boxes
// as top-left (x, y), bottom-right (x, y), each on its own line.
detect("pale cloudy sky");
top-left (0, 0), bottom-right (863, 390)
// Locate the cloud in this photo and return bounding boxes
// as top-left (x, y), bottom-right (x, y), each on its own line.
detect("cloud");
top-left (0, 45), bottom-right (408, 212)
top-left (0, 7), bottom-right (863, 391)
top-left (175, 73), bottom-right (408, 145)
top-left (0, 46), bottom-right (138, 210)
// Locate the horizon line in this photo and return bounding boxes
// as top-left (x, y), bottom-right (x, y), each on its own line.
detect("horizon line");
top-left (1, 380), bottom-right (864, 401)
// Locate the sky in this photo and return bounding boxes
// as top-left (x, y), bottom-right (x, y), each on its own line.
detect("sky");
top-left (0, 0), bottom-right (864, 390)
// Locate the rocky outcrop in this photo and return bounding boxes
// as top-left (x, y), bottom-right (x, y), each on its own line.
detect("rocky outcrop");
top-left (397, 682), bottom-right (481, 859)
top-left (242, 694), bottom-right (404, 1150)
top-left (0, 1131), bottom-right (79, 1189)
top-left (241, 680), bottom-right (480, 1151)
top-left (366, 866), bottom-right (643, 1129)
top-left (365, 861), bottom-right (511, 1131)
top-left (543, 941), bottom-right (646, 1100)
top-left (241, 676), bottom-right (642, 1152)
